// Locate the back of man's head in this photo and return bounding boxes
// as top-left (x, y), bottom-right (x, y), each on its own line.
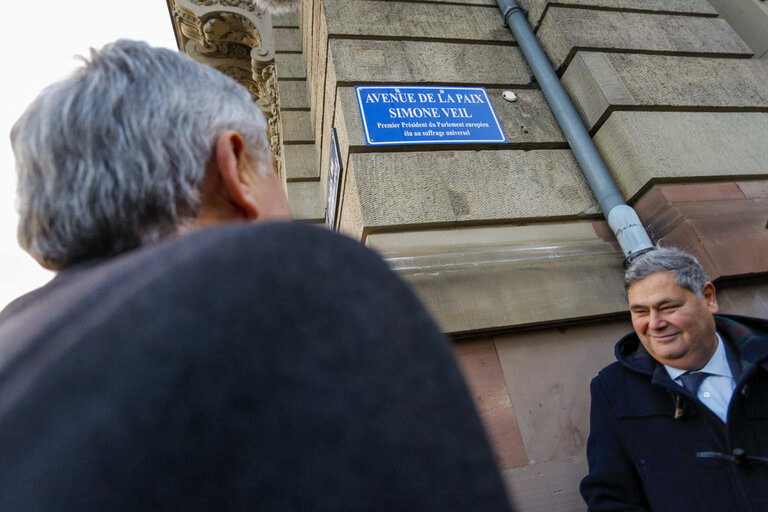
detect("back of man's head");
top-left (12, 40), bottom-right (271, 271)
top-left (624, 246), bottom-right (710, 296)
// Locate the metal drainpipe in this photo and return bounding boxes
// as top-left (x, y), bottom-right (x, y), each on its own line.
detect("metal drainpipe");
top-left (496, 0), bottom-right (654, 262)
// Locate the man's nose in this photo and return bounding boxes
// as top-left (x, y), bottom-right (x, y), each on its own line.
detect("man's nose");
top-left (648, 310), bottom-right (666, 330)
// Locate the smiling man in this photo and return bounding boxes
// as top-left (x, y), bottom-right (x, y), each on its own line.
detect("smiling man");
top-left (580, 247), bottom-right (768, 512)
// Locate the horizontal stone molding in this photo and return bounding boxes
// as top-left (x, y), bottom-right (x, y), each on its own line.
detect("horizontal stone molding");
top-left (562, 52), bottom-right (768, 130)
top-left (594, 111), bottom-right (768, 201)
top-left (537, 7), bottom-right (751, 70)
top-left (520, 0), bottom-right (717, 28)
top-left (367, 222), bottom-right (625, 334)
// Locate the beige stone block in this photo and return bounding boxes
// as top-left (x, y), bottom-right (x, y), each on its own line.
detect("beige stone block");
top-left (563, 53), bottom-right (768, 129)
top-left (373, 223), bottom-right (625, 333)
top-left (284, 144), bottom-right (319, 181)
top-left (301, 0), bottom-right (315, 73)
top-left (311, 5), bottom-right (329, 144)
top-left (277, 80), bottom-right (310, 110)
top-left (708, 0), bottom-right (768, 59)
top-left (337, 158), bottom-right (365, 240)
top-left (275, 53), bottom-right (306, 80)
top-left (286, 180), bottom-right (324, 221)
top-left (495, 320), bottom-right (630, 461)
top-left (298, 0), bottom-right (315, 69)
top-left (605, 55), bottom-right (768, 107)
top-left (537, 8), bottom-right (751, 70)
top-left (503, 456), bottom-right (588, 512)
top-left (487, 88), bottom-right (565, 144)
top-left (322, 0), bottom-right (513, 42)
top-left (330, 39), bottom-right (533, 86)
top-left (348, 152), bottom-right (457, 231)
top-left (561, 52), bottom-right (637, 130)
top-left (272, 11), bottom-right (299, 27)
top-left (738, 180), bottom-right (768, 201)
top-left (347, 150), bottom-right (598, 235)
top-left (274, 27), bottom-right (302, 53)
top-left (594, 111), bottom-right (768, 200)
top-left (426, 0), bottom-right (494, 4)
top-left (519, 0), bottom-right (716, 27)
top-left (337, 87), bottom-right (565, 149)
top-left (318, 46), bottom-right (339, 205)
top-left (281, 110), bottom-right (315, 143)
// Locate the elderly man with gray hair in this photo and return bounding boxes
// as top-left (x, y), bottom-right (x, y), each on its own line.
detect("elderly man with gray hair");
top-left (0, 40), bottom-right (513, 511)
top-left (580, 247), bottom-right (768, 511)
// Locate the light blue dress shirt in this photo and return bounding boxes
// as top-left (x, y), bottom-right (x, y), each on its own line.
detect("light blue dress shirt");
top-left (664, 333), bottom-right (735, 423)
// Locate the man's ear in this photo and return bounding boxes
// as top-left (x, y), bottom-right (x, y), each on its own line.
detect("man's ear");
top-left (703, 281), bottom-right (719, 314)
top-left (214, 130), bottom-right (259, 219)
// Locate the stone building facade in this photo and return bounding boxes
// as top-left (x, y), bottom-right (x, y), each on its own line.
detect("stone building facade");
top-left (166, 0), bottom-right (768, 509)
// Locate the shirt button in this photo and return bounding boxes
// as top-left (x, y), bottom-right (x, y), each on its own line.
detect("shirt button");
top-left (702, 392), bottom-right (711, 398)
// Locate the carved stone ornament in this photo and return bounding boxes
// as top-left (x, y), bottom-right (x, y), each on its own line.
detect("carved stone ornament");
top-left (188, 0), bottom-right (258, 11)
top-left (168, 0), bottom-right (283, 170)
top-left (187, 0), bottom-right (301, 14)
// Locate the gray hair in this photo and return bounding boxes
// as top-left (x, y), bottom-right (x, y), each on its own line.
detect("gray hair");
top-left (624, 247), bottom-right (711, 296)
top-left (11, 39), bottom-right (271, 271)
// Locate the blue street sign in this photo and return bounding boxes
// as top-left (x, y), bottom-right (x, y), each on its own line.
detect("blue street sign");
top-left (355, 86), bottom-right (506, 146)
top-left (326, 128), bottom-right (342, 230)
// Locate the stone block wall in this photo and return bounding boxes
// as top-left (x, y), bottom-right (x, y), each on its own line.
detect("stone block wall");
top-left (290, 1), bottom-right (768, 509)
top-left (167, 0), bottom-right (768, 508)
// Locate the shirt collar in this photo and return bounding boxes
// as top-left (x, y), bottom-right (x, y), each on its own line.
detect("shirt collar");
top-left (664, 333), bottom-right (732, 380)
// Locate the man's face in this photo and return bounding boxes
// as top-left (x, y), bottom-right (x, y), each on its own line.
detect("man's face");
top-left (627, 271), bottom-right (719, 370)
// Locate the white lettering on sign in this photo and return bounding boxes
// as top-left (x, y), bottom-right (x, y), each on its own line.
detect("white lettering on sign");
top-left (368, 92), bottom-right (486, 106)
top-left (388, 107), bottom-right (441, 118)
top-left (355, 86), bottom-right (506, 145)
top-left (387, 107), bottom-right (473, 119)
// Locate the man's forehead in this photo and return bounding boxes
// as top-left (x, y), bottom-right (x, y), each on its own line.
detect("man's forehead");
top-left (627, 272), bottom-right (687, 303)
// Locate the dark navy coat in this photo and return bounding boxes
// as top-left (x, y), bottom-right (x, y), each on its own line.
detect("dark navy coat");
top-left (0, 222), bottom-right (513, 512)
top-left (581, 314), bottom-right (768, 511)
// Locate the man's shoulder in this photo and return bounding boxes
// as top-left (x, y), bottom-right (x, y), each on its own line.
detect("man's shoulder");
top-left (593, 359), bottom-right (643, 389)
top-left (591, 330), bottom-right (659, 393)
top-left (0, 222), bottom-right (402, 372)
top-left (716, 314), bottom-right (768, 340)
top-left (3, 222), bottom-right (371, 316)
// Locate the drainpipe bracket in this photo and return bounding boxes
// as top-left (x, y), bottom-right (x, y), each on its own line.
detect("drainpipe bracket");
top-left (501, 5), bottom-right (527, 28)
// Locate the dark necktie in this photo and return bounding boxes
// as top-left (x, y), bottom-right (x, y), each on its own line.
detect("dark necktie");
top-left (679, 371), bottom-right (709, 394)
